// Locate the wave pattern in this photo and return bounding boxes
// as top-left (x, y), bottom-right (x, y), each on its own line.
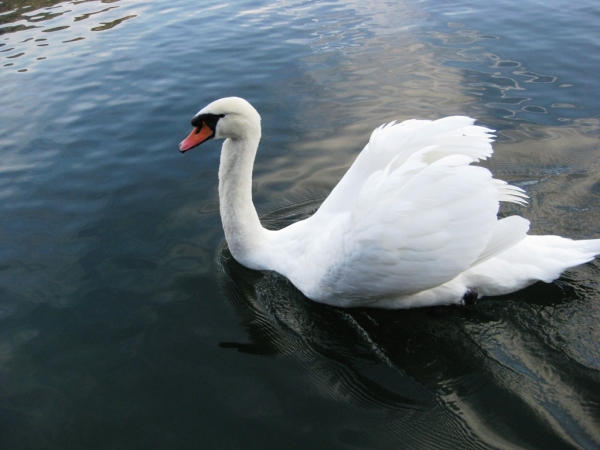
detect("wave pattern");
top-left (0, 0), bottom-right (138, 73)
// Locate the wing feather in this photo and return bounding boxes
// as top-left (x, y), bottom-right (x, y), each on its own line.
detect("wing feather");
top-left (318, 155), bottom-right (500, 299)
top-left (313, 117), bottom-right (495, 218)
top-left (281, 117), bottom-right (529, 305)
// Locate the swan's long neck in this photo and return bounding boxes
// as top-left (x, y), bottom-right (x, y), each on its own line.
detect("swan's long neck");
top-left (218, 133), bottom-right (268, 270)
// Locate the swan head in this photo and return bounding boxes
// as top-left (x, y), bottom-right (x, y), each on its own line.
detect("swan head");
top-left (179, 97), bottom-right (261, 153)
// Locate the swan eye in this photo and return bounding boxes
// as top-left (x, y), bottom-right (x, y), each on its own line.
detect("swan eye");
top-left (191, 113), bottom-right (225, 131)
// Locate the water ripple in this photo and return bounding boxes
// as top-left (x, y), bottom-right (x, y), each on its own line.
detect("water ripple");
top-left (0, 0), bottom-right (139, 72)
top-left (0, 0), bottom-right (599, 447)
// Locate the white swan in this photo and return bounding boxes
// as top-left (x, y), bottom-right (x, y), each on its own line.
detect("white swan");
top-left (179, 97), bottom-right (600, 309)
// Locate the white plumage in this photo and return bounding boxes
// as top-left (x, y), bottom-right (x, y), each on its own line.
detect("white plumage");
top-left (179, 97), bottom-right (600, 309)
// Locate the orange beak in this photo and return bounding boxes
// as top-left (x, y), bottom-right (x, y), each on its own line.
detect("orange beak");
top-left (179, 121), bottom-right (215, 153)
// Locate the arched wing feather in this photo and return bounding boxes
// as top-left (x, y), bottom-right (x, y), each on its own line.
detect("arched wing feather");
top-left (314, 117), bottom-right (495, 217)
top-left (278, 117), bottom-right (529, 305)
top-left (318, 154), bottom-right (502, 302)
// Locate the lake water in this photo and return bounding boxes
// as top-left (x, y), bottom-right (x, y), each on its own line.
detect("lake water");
top-left (1, 0), bottom-right (600, 448)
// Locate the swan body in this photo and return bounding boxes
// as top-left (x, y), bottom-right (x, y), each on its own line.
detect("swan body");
top-left (179, 97), bottom-right (600, 309)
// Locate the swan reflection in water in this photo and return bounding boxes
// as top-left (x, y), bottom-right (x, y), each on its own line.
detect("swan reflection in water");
top-left (214, 199), bottom-right (600, 449)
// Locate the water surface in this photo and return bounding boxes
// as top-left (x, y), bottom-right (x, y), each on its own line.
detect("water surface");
top-left (1, 0), bottom-right (600, 448)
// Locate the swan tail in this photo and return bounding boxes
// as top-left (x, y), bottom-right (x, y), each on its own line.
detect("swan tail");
top-left (471, 215), bottom-right (530, 266)
top-left (464, 235), bottom-right (600, 297)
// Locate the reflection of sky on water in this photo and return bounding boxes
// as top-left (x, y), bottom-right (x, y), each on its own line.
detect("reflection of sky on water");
top-left (2, 0), bottom-right (598, 127)
top-left (0, 0), bottom-right (139, 72)
top-left (416, 0), bottom-right (600, 126)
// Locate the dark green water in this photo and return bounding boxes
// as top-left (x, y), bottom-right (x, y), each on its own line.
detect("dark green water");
top-left (1, 0), bottom-right (600, 448)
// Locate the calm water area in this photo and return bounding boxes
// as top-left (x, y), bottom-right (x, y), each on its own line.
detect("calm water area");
top-left (1, 0), bottom-right (600, 448)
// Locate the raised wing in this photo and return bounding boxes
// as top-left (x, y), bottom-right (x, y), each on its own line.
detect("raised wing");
top-left (305, 118), bottom-right (527, 305)
top-left (313, 116), bottom-right (495, 218)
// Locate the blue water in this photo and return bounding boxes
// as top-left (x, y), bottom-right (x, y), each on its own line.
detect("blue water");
top-left (1, 0), bottom-right (600, 448)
